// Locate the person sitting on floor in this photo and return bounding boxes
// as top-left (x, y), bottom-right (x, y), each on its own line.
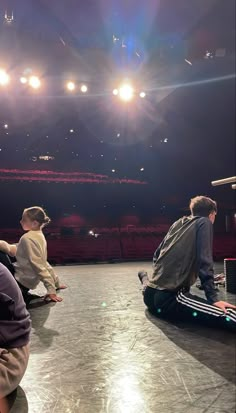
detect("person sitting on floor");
top-left (0, 263), bottom-right (31, 413)
top-left (0, 206), bottom-right (66, 304)
top-left (138, 195), bottom-right (236, 331)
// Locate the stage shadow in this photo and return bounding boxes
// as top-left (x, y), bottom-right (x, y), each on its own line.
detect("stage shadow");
top-left (145, 309), bottom-right (236, 384)
top-left (29, 302), bottom-right (59, 352)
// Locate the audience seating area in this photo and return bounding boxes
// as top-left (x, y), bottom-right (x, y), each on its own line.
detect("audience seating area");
top-left (1, 226), bottom-right (235, 264)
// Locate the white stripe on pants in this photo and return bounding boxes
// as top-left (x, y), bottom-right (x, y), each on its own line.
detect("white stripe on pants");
top-left (176, 291), bottom-right (236, 323)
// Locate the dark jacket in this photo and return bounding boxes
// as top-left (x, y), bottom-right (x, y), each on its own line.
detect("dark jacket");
top-left (0, 263), bottom-right (31, 349)
top-left (147, 216), bottom-right (218, 304)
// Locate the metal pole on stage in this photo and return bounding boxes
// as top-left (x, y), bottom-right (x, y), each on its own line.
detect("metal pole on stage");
top-left (211, 176), bottom-right (236, 186)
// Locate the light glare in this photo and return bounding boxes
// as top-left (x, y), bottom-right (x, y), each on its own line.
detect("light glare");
top-left (20, 77), bottom-right (27, 84)
top-left (81, 84), bottom-right (88, 93)
top-left (0, 69), bottom-right (10, 86)
top-left (67, 81), bottom-right (75, 91)
top-left (29, 76), bottom-right (41, 89)
top-left (119, 84), bottom-right (134, 101)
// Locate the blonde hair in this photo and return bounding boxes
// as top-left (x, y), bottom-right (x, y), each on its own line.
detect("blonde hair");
top-left (24, 206), bottom-right (51, 228)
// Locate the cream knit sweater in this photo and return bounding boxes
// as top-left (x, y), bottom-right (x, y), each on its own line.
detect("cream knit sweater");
top-left (14, 230), bottom-right (59, 295)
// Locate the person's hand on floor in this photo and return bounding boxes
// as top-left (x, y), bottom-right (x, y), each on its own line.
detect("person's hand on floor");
top-left (44, 294), bottom-right (63, 302)
top-left (213, 301), bottom-right (236, 313)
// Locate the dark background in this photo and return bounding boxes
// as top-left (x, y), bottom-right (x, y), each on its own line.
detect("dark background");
top-left (0, 0), bottom-right (235, 230)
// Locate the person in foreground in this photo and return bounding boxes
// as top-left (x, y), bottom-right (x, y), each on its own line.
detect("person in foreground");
top-left (0, 206), bottom-right (66, 304)
top-left (138, 196), bottom-right (236, 331)
top-left (0, 263), bottom-right (31, 413)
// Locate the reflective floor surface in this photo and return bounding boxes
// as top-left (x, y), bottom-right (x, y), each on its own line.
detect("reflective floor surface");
top-left (10, 262), bottom-right (236, 413)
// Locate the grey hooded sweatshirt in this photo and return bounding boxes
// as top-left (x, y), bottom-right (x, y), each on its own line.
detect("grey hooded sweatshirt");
top-left (147, 216), bottom-right (219, 304)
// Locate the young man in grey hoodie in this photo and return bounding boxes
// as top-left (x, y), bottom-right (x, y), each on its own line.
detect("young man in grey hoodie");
top-left (138, 196), bottom-right (236, 331)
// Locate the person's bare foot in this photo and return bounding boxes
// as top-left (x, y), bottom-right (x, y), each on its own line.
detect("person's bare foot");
top-left (56, 284), bottom-right (67, 290)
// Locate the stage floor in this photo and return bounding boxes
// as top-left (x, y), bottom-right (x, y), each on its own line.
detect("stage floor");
top-left (11, 262), bottom-right (235, 413)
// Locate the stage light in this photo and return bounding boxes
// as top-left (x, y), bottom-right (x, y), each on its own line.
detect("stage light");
top-left (140, 167), bottom-right (144, 171)
top-left (119, 84), bottom-right (134, 102)
top-left (140, 92), bottom-right (146, 98)
top-left (4, 124), bottom-right (8, 129)
top-left (81, 84), bottom-right (88, 93)
top-left (0, 69), bottom-right (10, 86)
top-left (20, 77), bottom-right (27, 84)
top-left (113, 88), bottom-right (118, 96)
top-left (29, 76), bottom-right (41, 89)
top-left (67, 81), bottom-right (75, 91)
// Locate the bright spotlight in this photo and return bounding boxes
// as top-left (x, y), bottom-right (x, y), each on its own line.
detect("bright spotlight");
top-left (140, 92), bottom-right (146, 98)
top-left (113, 88), bottom-right (118, 96)
top-left (20, 77), bottom-right (27, 84)
top-left (67, 81), bottom-right (75, 91)
top-left (119, 84), bottom-right (134, 102)
top-left (81, 84), bottom-right (88, 93)
top-left (0, 69), bottom-right (10, 86)
top-left (29, 76), bottom-right (41, 89)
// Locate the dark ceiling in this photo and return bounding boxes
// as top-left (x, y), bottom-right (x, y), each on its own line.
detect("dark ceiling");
top-left (0, 0), bottom-right (235, 216)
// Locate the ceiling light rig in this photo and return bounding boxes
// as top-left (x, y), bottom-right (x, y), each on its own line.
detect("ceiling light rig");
top-left (113, 83), bottom-right (147, 101)
top-left (0, 71), bottom-right (147, 100)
